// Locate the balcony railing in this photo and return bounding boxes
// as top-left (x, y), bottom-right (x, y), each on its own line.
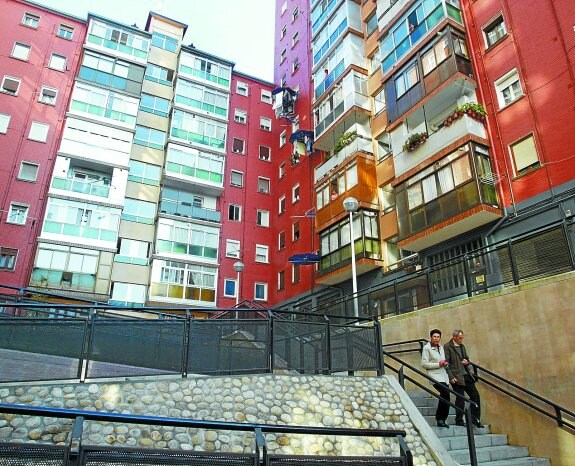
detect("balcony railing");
top-left (29, 268), bottom-right (96, 293)
top-left (313, 18), bottom-right (347, 65)
top-left (51, 177), bottom-right (110, 198)
top-left (311, 0), bottom-right (338, 35)
top-left (315, 90), bottom-right (370, 138)
top-left (314, 59), bottom-right (345, 99)
top-left (315, 136), bottom-right (373, 183)
top-left (159, 200), bottom-right (221, 223)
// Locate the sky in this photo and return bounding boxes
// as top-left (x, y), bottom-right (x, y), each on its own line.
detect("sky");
top-left (34, 0), bottom-right (276, 82)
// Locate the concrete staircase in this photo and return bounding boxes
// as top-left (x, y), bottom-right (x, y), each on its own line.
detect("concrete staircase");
top-left (409, 391), bottom-right (551, 466)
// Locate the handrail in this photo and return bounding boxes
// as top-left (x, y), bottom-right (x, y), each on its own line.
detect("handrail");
top-left (385, 338), bottom-right (575, 433)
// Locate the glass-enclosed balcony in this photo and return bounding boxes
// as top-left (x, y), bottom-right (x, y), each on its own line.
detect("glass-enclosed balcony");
top-left (315, 136), bottom-right (373, 183)
top-left (380, 0), bottom-right (463, 74)
top-left (170, 110), bottom-right (226, 152)
top-left (87, 18), bottom-right (149, 64)
top-left (395, 142), bottom-right (501, 251)
top-left (311, 0), bottom-right (338, 35)
top-left (159, 200), bottom-right (221, 223)
top-left (51, 177), bottom-right (110, 198)
top-left (30, 269), bottom-right (96, 292)
top-left (178, 52), bottom-right (232, 90)
top-left (174, 78), bottom-right (229, 119)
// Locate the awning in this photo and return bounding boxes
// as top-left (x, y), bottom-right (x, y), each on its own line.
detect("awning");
top-left (288, 253), bottom-right (321, 265)
top-left (272, 86), bottom-right (297, 96)
top-left (289, 129), bottom-right (314, 143)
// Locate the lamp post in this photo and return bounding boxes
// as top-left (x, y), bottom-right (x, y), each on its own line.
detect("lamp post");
top-left (343, 197), bottom-right (359, 319)
top-left (233, 261), bottom-right (244, 307)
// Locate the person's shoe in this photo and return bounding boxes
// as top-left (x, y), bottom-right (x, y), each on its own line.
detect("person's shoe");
top-left (436, 420), bottom-right (449, 428)
top-left (455, 420), bottom-right (466, 427)
top-left (472, 419), bottom-right (484, 428)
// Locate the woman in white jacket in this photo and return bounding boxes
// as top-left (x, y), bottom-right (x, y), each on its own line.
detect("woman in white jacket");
top-left (421, 328), bottom-right (451, 427)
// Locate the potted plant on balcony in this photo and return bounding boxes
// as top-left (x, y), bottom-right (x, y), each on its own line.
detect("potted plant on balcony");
top-left (403, 132), bottom-right (428, 152)
top-left (290, 152), bottom-right (301, 167)
top-left (334, 131), bottom-right (357, 155)
top-left (456, 103), bottom-right (488, 123)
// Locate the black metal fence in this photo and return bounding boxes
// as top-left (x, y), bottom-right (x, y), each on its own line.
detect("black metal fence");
top-left (0, 405), bottom-right (412, 466)
top-left (0, 306), bottom-right (383, 383)
top-left (317, 221), bottom-right (575, 318)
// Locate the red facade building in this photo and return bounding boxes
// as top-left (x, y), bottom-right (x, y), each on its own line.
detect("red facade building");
top-left (0, 0), bottom-right (86, 289)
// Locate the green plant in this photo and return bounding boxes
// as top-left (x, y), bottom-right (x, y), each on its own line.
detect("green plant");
top-left (334, 131), bottom-right (357, 154)
top-left (402, 132), bottom-right (428, 152)
top-left (455, 102), bottom-right (487, 116)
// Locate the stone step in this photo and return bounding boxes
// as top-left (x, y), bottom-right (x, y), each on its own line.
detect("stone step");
top-left (441, 433), bottom-right (507, 450)
top-left (423, 414), bottom-right (486, 427)
top-left (460, 457), bottom-right (551, 466)
top-left (431, 424), bottom-right (491, 437)
top-left (450, 445), bottom-right (529, 464)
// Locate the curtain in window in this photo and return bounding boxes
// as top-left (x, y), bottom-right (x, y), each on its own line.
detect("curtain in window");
top-left (438, 166), bottom-right (455, 194)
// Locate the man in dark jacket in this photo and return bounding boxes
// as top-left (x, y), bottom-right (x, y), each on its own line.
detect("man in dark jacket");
top-left (444, 329), bottom-right (482, 427)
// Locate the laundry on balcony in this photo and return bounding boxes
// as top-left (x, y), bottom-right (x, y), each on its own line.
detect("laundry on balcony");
top-left (289, 129), bottom-right (314, 153)
top-left (272, 86), bottom-right (298, 120)
top-left (288, 252), bottom-right (321, 265)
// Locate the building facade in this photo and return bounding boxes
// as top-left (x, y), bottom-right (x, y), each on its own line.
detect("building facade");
top-left (0, 0), bottom-right (86, 291)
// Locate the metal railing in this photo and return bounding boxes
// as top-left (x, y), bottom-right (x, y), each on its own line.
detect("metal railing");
top-left (0, 403), bottom-right (412, 466)
top-left (383, 339), bottom-right (575, 433)
top-left (0, 304), bottom-right (383, 383)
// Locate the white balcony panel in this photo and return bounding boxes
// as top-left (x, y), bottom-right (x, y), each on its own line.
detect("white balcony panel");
top-left (315, 136), bottom-right (373, 183)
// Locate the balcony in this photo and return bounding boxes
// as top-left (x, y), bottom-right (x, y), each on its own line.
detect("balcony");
top-left (311, 0), bottom-right (338, 36)
top-left (30, 269), bottom-right (95, 293)
top-left (315, 136), bottom-right (373, 183)
top-left (159, 200), bottom-right (221, 223)
top-left (51, 177), bottom-right (110, 199)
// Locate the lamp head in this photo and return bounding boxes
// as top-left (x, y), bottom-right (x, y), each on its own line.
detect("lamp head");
top-left (343, 197), bottom-right (359, 213)
top-left (233, 261), bottom-right (245, 273)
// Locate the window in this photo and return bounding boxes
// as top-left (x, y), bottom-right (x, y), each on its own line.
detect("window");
top-left (281, 74), bottom-right (287, 87)
top-left (280, 130), bottom-right (287, 147)
top-left (291, 116), bottom-right (299, 132)
top-left (255, 245), bottom-right (269, 263)
top-left (280, 25), bottom-right (287, 39)
top-left (12, 43), bottom-right (31, 61)
top-left (230, 170), bottom-right (244, 187)
top-left (292, 184), bottom-right (300, 203)
top-left (278, 270), bottom-right (285, 291)
top-left (232, 138), bottom-right (245, 154)
top-left (257, 210), bottom-right (269, 227)
top-left (0, 113), bottom-right (10, 133)
top-left (236, 81), bottom-right (248, 96)
top-left (115, 239), bottom-right (149, 266)
top-left (292, 221), bottom-right (300, 242)
top-left (260, 117), bottom-right (271, 131)
top-left (258, 177), bottom-right (270, 194)
top-left (139, 94), bottom-right (170, 117)
top-left (422, 37), bottom-right (451, 75)
top-left (278, 231), bottom-right (286, 250)
top-left (369, 48), bottom-right (383, 75)
top-left (110, 282), bottom-right (147, 306)
top-left (122, 198), bottom-right (156, 224)
top-left (484, 16), bottom-right (507, 48)
top-left (128, 160), bottom-right (161, 185)
top-left (261, 90), bottom-right (272, 104)
top-left (279, 162), bottom-right (286, 179)
top-left (134, 125), bottom-right (166, 149)
top-left (224, 278), bottom-right (237, 298)
top-left (495, 69), bottom-right (523, 108)
top-left (280, 49), bottom-right (287, 63)
top-left (151, 32), bottom-right (178, 52)
top-left (292, 263), bottom-right (300, 283)
top-left (0, 248), bottom-right (18, 270)
top-left (234, 109), bottom-right (247, 124)
top-left (1, 76), bottom-right (21, 95)
top-left (255, 282), bottom-right (268, 301)
top-left (28, 121), bottom-right (49, 142)
top-left (395, 63), bottom-right (419, 97)
top-left (145, 64), bottom-right (174, 85)
top-left (259, 145), bottom-right (271, 161)
top-left (228, 204), bottom-right (241, 221)
top-left (366, 13), bottom-right (378, 37)
top-left (281, 1), bottom-right (287, 15)
top-left (39, 86), bottom-right (58, 105)
top-left (292, 32), bottom-right (299, 47)
top-left (279, 195), bottom-right (286, 214)
top-left (7, 203), bottom-right (28, 225)
top-left (292, 6), bottom-right (299, 22)
top-left (17, 162), bottom-right (39, 181)
top-left (510, 134), bottom-right (540, 176)
top-left (22, 13), bottom-right (39, 28)
top-left (57, 24), bottom-right (74, 39)
top-left (49, 54), bottom-right (67, 71)
top-left (226, 239), bottom-right (240, 258)
top-left (292, 58), bottom-right (300, 73)
top-left (374, 88), bottom-right (386, 114)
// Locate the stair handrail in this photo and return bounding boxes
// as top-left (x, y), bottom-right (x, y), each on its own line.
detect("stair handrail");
top-left (385, 338), bottom-right (575, 433)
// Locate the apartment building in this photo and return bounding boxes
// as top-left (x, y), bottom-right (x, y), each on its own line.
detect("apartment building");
top-left (0, 1), bottom-right (86, 290)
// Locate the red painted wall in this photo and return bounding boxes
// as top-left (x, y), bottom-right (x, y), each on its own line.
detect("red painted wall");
top-left (462, 0), bottom-right (575, 208)
top-left (0, 0), bottom-right (86, 289)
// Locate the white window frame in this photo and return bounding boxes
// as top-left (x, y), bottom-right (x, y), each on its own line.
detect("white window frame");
top-left (228, 204), bottom-right (241, 222)
top-left (292, 32), bottom-right (299, 48)
top-left (234, 109), bottom-right (247, 124)
top-left (7, 203), bottom-right (29, 225)
top-left (22, 12), bottom-right (39, 28)
top-left (260, 117), bottom-right (271, 131)
top-left (292, 58), bottom-right (300, 74)
top-left (226, 239), bottom-right (241, 258)
top-left (236, 81), bottom-right (248, 96)
top-left (223, 278), bottom-right (238, 298)
top-left (12, 42), bottom-right (31, 61)
top-left (280, 130), bottom-right (287, 147)
top-left (28, 121), bottom-right (49, 142)
top-left (111, 282), bottom-right (147, 305)
top-left (58, 24), bottom-right (74, 40)
top-left (280, 49), bottom-right (287, 63)
top-left (259, 145), bottom-right (271, 161)
top-left (257, 177), bottom-right (270, 194)
top-left (1, 76), bottom-right (21, 96)
top-left (254, 282), bottom-right (268, 301)
top-left (49, 53), bottom-right (67, 71)
top-left (17, 161), bottom-right (39, 181)
top-left (0, 113), bottom-right (10, 133)
top-left (279, 195), bottom-right (286, 214)
top-left (230, 170), bottom-right (244, 187)
top-left (39, 86), bottom-right (58, 105)
top-left (292, 6), bottom-right (299, 22)
top-left (261, 89), bottom-right (272, 104)
top-left (483, 16), bottom-right (507, 48)
top-left (495, 68), bottom-right (523, 109)
top-left (510, 134), bottom-right (541, 176)
top-left (255, 245), bottom-right (269, 263)
top-left (257, 210), bottom-right (270, 227)
top-left (292, 221), bottom-right (300, 242)
top-left (279, 162), bottom-right (286, 179)
top-left (292, 184), bottom-right (300, 203)
top-left (281, 1), bottom-right (287, 15)
top-left (232, 137), bottom-right (245, 154)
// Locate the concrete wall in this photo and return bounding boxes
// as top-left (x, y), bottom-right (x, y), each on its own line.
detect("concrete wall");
top-left (380, 271), bottom-right (575, 466)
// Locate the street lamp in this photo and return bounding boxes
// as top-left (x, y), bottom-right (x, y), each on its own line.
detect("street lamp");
top-left (343, 197), bottom-right (359, 319)
top-left (233, 261), bottom-right (244, 307)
